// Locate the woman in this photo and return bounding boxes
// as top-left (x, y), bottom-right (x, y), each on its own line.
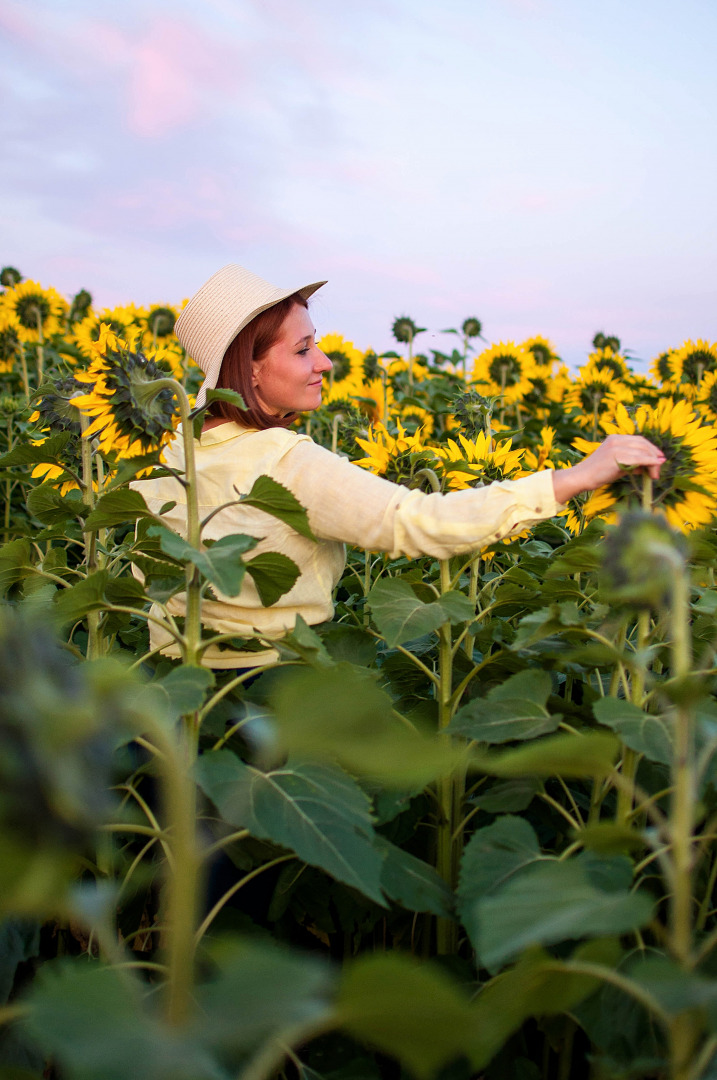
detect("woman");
top-left (134, 264), bottom-right (665, 668)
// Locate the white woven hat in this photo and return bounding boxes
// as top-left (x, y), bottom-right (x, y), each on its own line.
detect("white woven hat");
top-left (174, 264), bottom-right (327, 409)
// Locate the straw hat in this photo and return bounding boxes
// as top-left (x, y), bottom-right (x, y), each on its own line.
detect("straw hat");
top-left (174, 264), bottom-right (327, 408)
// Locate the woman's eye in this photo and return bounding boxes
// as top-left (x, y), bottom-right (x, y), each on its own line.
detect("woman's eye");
top-left (298, 346), bottom-right (311, 355)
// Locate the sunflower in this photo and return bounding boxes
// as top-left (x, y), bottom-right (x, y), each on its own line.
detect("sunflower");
top-left (317, 333), bottom-right (364, 385)
top-left (73, 309), bottom-right (141, 361)
top-left (0, 307), bottom-right (22, 374)
top-left (144, 305), bottom-right (178, 346)
top-left (668, 339), bottom-right (717, 389)
top-left (523, 426), bottom-right (558, 472)
top-left (398, 403), bottom-right (435, 436)
top-left (586, 346), bottom-right (629, 380)
top-left (576, 399), bottom-right (717, 532)
top-left (2, 280), bottom-right (67, 343)
top-left (432, 431), bottom-right (526, 491)
top-left (354, 420), bottom-right (436, 487)
top-left (522, 336), bottom-right (558, 370)
top-left (521, 364), bottom-right (572, 418)
top-left (693, 370), bottom-right (717, 424)
top-left (649, 349), bottom-right (678, 388)
top-left (562, 364), bottom-right (633, 433)
top-left (72, 339), bottom-right (180, 460)
top-left (471, 342), bottom-right (534, 405)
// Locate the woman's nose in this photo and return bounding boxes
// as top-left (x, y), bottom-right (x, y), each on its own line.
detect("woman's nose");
top-left (315, 348), bottom-right (333, 373)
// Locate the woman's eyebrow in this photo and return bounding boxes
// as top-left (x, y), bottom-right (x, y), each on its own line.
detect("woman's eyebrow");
top-left (294, 332), bottom-right (316, 346)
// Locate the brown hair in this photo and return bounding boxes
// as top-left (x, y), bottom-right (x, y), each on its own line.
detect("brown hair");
top-left (207, 293), bottom-right (309, 430)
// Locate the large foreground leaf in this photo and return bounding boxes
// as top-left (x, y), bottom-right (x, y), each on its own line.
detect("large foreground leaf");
top-left (269, 662), bottom-right (465, 787)
top-left (470, 858), bottom-right (653, 969)
top-left (470, 731), bottom-right (619, 779)
top-left (195, 752), bottom-right (385, 903)
top-left (338, 954), bottom-right (474, 1080)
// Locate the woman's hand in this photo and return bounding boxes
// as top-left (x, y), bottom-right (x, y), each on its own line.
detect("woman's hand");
top-left (551, 434), bottom-right (666, 504)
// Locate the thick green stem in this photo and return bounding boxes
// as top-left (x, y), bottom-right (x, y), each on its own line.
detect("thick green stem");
top-left (147, 719), bottom-right (202, 1029)
top-left (668, 559), bottom-right (699, 1078)
top-left (436, 556), bottom-right (459, 955)
top-left (616, 610), bottom-right (649, 825)
top-left (463, 554), bottom-right (480, 660)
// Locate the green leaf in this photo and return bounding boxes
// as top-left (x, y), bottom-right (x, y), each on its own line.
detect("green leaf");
top-left (374, 836), bottom-right (454, 917)
top-left (239, 474), bottom-right (315, 541)
top-left (275, 615), bottom-right (333, 667)
top-left (194, 935), bottom-right (334, 1053)
top-left (470, 777), bottom-right (540, 813)
top-left (105, 576), bottom-right (148, 606)
top-left (26, 486), bottom-right (87, 526)
top-left (470, 732), bottom-right (619, 779)
top-left (367, 578), bottom-right (449, 647)
top-left (84, 489), bottom-right (153, 530)
top-left (194, 752), bottom-right (385, 904)
top-left (435, 590), bottom-right (476, 624)
top-left (269, 662), bottom-right (466, 787)
top-left (448, 670), bottom-right (560, 743)
top-left (338, 953), bottom-right (474, 1080)
top-left (52, 572), bottom-right (109, 626)
top-left (23, 960), bottom-right (220, 1080)
top-left (245, 551), bottom-right (300, 606)
top-left (147, 526), bottom-right (257, 596)
top-left (457, 816), bottom-right (549, 942)
top-left (0, 540), bottom-right (34, 593)
top-left (155, 666), bottom-right (215, 716)
top-left (0, 432), bottom-right (72, 468)
top-left (593, 697), bottom-right (674, 766)
top-left (471, 859), bottom-right (653, 969)
top-left (206, 387), bottom-right (246, 409)
top-left (467, 939), bottom-right (620, 1070)
top-left (0, 919), bottom-right (40, 1004)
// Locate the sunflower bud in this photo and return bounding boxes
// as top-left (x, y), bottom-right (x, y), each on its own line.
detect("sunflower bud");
top-left (600, 511), bottom-right (687, 610)
top-left (69, 289), bottom-right (93, 323)
top-left (0, 266), bottom-right (22, 288)
top-left (462, 316), bottom-right (482, 338)
top-left (392, 316), bottom-right (423, 344)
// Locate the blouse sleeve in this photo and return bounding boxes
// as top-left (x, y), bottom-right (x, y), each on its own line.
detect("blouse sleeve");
top-left (271, 437), bottom-right (563, 560)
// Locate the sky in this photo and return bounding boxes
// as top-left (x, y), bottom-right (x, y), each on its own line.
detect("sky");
top-left (1, 0), bottom-right (716, 369)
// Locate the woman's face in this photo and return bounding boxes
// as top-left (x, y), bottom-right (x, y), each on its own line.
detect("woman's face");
top-left (252, 304), bottom-right (333, 416)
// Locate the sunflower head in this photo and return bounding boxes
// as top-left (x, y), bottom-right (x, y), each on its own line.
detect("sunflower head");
top-left (68, 290), bottom-right (93, 324)
top-left (354, 421), bottom-right (437, 488)
top-left (462, 317), bottom-right (482, 339)
top-left (30, 375), bottom-right (87, 434)
top-left (669, 339), bottom-right (717, 388)
top-left (0, 307), bottom-right (22, 373)
top-left (472, 342), bottom-right (534, 404)
top-left (597, 399), bottom-right (717, 532)
top-left (600, 511), bottom-right (687, 611)
top-left (650, 350), bottom-right (677, 387)
top-left (392, 316), bottom-right (424, 344)
top-left (2, 280), bottom-right (68, 343)
top-left (146, 306), bottom-right (177, 340)
top-left (592, 332), bottom-right (621, 354)
top-left (451, 389), bottom-right (496, 439)
top-left (72, 344), bottom-right (180, 459)
top-left (523, 336), bottom-right (557, 369)
top-left (362, 350), bottom-right (381, 381)
top-left (0, 267), bottom-right (22, 288)
top-left (587, 346), bottom-right (629, 380)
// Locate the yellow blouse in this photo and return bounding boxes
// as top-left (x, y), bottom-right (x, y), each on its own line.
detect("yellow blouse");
top-left (131, 422), bottom-right (562, 667)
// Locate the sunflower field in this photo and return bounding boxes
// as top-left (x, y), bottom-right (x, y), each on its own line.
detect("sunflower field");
top-left (3, 268), bottom-right (717, 1080)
